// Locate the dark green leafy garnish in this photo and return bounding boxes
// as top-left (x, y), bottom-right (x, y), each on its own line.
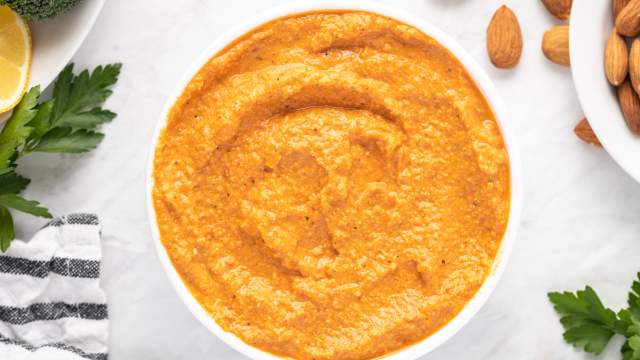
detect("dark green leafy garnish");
top-left (549, 273), bottom-right (640, 360)
top-left (0, 63), bottom-right (121, 251)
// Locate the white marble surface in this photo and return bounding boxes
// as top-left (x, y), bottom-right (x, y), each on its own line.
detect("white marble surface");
top-left (11, 0), bottom-right (640, 359)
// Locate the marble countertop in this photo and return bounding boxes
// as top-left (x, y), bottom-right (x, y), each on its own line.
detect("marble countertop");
top-left (12, 0), bottom-right (640, 359)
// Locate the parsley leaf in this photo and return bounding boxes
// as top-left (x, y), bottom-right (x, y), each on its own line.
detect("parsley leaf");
top-left (19, 63), bottom-right (121, 156)
top-left (550, 273), bottom-right (640, 359)
top-left (0, 62), bottom-right (121, 252)
top-left (27, 100), bottom-right (54, 141)
top-left (0, 206), bottom-right (14, 252)
top-left (50, 64), bottom-right (73, 123)
top-left (51, 63), bottom-right (121, 129)
top-left (0, 87), bottom-right (40, 169)
top-left (621, 319), bottom-right (640, 360)
top-left (31, 128), bottom-right (104, 153)
top-left (628, 273), bottom-right (640, 320)
top-left (0, 194), bottom-right (52, 218)
top-left (548, 287), bottom-right (618, 354)
top-left (56, 108), bottom-right (116, 130)
top-left (0, 171), bottom-right (30, 194)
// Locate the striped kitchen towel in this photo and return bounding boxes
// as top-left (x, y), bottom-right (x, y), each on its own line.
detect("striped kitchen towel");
top-left (0, 214), bottom-right (108, 360)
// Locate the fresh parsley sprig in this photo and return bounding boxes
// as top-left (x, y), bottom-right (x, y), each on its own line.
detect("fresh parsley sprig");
top-left (549, 273), bottom-right (640, 359)
top-left (0, 63), bottom-right (121, 251)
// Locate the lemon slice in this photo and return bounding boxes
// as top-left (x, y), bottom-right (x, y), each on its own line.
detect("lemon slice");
top-left (0, 5), bottom-right (31, 113)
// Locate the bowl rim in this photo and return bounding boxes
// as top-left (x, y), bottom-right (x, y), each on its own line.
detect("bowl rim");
top-left (145, 1), bottom-right (523, 359)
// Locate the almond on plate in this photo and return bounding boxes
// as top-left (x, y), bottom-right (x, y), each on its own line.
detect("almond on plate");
top-left (605, 28), bottom-right (629, 86)
top-left (629, 38), bottom-right (640, 94)
top-left (487, 5), bottom-right (523, 69)
top-left (614, 0), bottom-right (632, 18)
top-left (574, 118), bottom-right (602, 147)
top-left (542, 25), bottom-right (570, 66)
top-left (617, 79), bottom-right (640, 134)
top-left (541, 0), bottom-right (572, 20)
top-left (616, 0), bottom-right (640, 37)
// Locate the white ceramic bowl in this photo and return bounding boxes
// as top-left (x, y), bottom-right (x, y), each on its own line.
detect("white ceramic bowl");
top-left (146, 1), bottom-right (523, 359)
top-left (571, 1), bottom-right (640, 182)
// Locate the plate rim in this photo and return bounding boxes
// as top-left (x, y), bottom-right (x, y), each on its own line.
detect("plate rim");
top-left (0, 0), bottom-right (105, 122)
top-left (29, 0), bottom-right (106, 89)
top-left (570, 0), bottom-right (640, 183)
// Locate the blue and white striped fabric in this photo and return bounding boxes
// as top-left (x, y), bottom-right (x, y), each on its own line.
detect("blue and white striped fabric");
top-left (0, 214), bottom-right (108, 360)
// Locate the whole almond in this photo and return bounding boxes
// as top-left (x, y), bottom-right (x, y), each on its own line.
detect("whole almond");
top-left (630, 38), bottom-right (640, 93)
top-left (542, 0), bottom-right (572, 20)
top-left (574, 118), bottom-right (602, 147)
top-left (605, 28), bottom-right (629, 86)
top-left (487, 5), bottom-right (523, 69)
top-left (616, 0), bottom-right (640, 37)
top-left (542, 26), bottom-right (570, 66)
top-left (617, 80), bottom-right (640, 134)
top-left (614, 0), bottom-right (632, 18)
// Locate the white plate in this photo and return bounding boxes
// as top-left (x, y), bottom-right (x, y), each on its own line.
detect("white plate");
top-left (1, 0), bottom-right (104, 121)
top-left (146, 1), bottom-right (523, 359)
top-left (571, 1), bottom-right (640, 182)
top-left (30, 0), bottom-right (105, 89)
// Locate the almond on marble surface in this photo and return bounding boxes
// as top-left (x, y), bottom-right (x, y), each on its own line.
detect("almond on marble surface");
top-left (542, 25), bottom-right (570, 66)
top-left (542, 0), bottom-right (572, 20)
top-left (574, 118), bottom-right (602, 147)
top-left (487, 5), bottom-right (523, 69)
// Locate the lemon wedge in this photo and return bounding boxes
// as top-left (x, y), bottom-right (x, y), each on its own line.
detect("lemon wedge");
top-left (0, 5), bottom-right (31, 113)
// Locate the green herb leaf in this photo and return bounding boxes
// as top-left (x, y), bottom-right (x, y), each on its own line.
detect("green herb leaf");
top-left (51, 63), bottom-right (121, 127)
top-left (550, 275), bottom-right (640, 359)
top-left (56, 108), bottom-right (116, 129)
top-left (563, 323), bottom-right (616, 355)
top-left (0, 171), bottom-right (30, 194)
top-left (51, 64), bottom-right (74, 122)
top-left (0, 206), bottom-right (14, 252)
top-left (623, 335), bottom-right (640, 360)
top-left (0, 194), bottom-right (52, 218)
top-left (618, 309), bottom-right (640, 359)
top-left (0, 168), bottom-right (13, 176)
top-left (0, 62), bottom-right (120, 252)
top-left (0, 87), bottom-right (40, 168)
top-left (27, 99), bottom-right (54, 140)
top-left (32, 128), bottom-right (104, 153)
top-left (617, 310), bottom-right (633, 335)
top-left (548, 287), bottom-right (618, 354)
top-left (628, 273), bottom-right (640, 320)
top-left (622, 316), bottom-right (640, 360)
